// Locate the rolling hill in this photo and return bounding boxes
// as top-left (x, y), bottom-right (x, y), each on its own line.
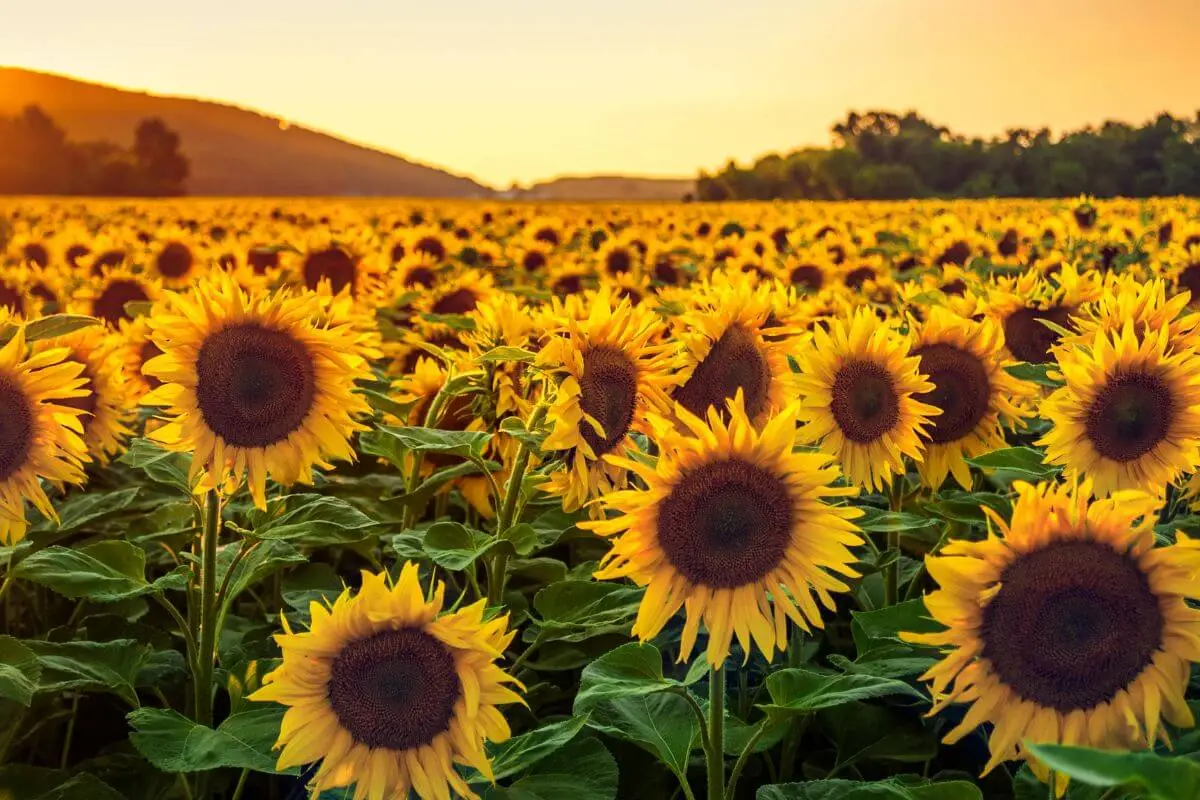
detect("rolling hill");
top-left (0, 67), bottom-right (492, 197)
top-left (513, 175), bottom-right (695, 201)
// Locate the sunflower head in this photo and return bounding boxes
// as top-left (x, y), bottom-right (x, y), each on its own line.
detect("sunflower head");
top-left (904, 479), bottom-right (1200, 793)
top-left (251, 562), bottom-right (522, 800)
top-left (584, 393), bottom-right (863, 666)
top-left (76, 266), bottom-right (162, 329)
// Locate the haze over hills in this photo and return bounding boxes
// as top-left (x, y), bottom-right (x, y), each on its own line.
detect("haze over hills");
top-left (0, 68), bottom-right (692, 200)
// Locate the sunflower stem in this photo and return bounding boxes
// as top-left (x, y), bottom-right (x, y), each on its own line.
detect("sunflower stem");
top-left (194, 490), bottom-right (221, 730)
top-left (884, 479), bottom-right (904, 606)
top-left (488, 401), bottom-right (550, 607)
top-left (707, 665), bottom-right (726, 800)
top-left (725, 720), bottom-right (768, 800)
top-left (1047, 769), bottom-right (1057, 799)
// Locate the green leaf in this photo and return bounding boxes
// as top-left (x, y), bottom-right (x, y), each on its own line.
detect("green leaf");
top-left (37, 488), bottom-right (141, 533)
top-left (466, 716), bottom-right (589, 784)
top-left (127, 706), bottom-right (296, 774)
top-left (27, 639), bottom-right (151, 706)
top-left (484, 737), bottom-right (618, 800)
top-left (573, 643), bottom-right (699, 715)
top-left (1005, 362), bottom-right (1065, 388)
top-left (758, 777), bottom-right (983, 799)
top-left (499, 416), bottom-right (548, 450)
top-left (924, 491), bottom-right (1011, 525)
top-left (368, 425), bottom-right (491, 460)
top-left (858, 508), bottom-right (943, 534)
top-left (478, 345), bottom-right (538, 363)
top-left (965, 446), bottom-right (1059, 480)
top-left (22, 314), bottom-right (101, 343)
top-left (0, 636), bottom-right (42, 706)
top-left (760, 668), bottom-right (924, 717)
top-left (247, 494), bottom-right (382, 544)
top-left (118, 439), bottom-right (192, 492)
top-left (851, 599), bottom-right (942, 656)
top-left (1025, 743), bottom-right (1200, 799)
top-left (0, 766), bottom-right (127, 800)
top-left (217, 539), bottom-right (307, 611)
top-left (14, 541), bottom-right (186, 602)
top-left (532, 581), bottom-right (643, 643)
top-left (500, 523), bottom-right (539, 557)
top-left (819, 702), bottom-right (938, 769)
top-left (587, 692), bottom-right (698, 783)
top-left (422, 521), bottom-right (498, 570)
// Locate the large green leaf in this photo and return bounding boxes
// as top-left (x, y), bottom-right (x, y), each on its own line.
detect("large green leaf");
top-left (22, 314), bottom-right (101, 343)
top-left (531, 580), bottom-right (643, 643)
top-left (0, 765), bottom-right (126, 800)
top-left (758, 777), bottom-right (983, 799)
top-left (0, 636), bottom-right (42, 706)
top-left (965, 446), bottom-right (1059, 480)
top-left (466, 715), bottom-right (589, 784)
top-left (247, 494), bottom-right (382, 544)
top-left (14, 541), bottom-right (186, 602)
top-left (586, 691), bottom-right (698, 784)
top-left (118, 439), bottom-right (192, 493)
top-left (760, 668), bottom-right (924, 718)
top-left (127, 706), bottom-right (296, 775)
top-left (35, 488), bottom-right (141, 534)
top-left (365, 425), bottom-right (491, 460)
top-left (1026, 743), bottom-right (1200, 799)
top-left (819, 703), bottom-right (938, 770)
top-left (851, 598), bottom-right (941, 656)
top-left (217, 539), bottom-right (307, 611)
top-left (924, 491), bottom-right (1011, 526)
top-left (857, 508), bottom-right (942, 535)
top-left (573, 643), bottom-right (700, 715)
top-left (484, 737), bottom-right (618, 800)
top-left (422, 521), bottom-right (499, 569)
top-left (27, 639), bottom-right (151, 706)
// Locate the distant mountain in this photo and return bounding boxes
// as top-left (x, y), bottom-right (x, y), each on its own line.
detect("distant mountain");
top-left (513, 175), bottom-right (695, 200)
top-left (0, 68), bottom-right (492, 197)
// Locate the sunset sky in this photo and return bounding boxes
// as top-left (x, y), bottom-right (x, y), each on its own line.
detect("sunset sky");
top-left (3, 0), bottom-right (1199, 187)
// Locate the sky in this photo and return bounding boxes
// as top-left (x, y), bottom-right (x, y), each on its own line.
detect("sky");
top-left (3, 0), bottom-right (1199, 188)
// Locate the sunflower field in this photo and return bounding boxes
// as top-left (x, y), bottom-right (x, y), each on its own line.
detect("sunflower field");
top-left (2, 196), bottom-right (1200, 800)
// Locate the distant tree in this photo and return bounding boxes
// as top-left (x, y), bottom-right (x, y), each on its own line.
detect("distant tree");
top-left (133, 118), bottom-right (189, 196)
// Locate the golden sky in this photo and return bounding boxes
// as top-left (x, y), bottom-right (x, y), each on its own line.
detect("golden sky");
top-left (3, 0), bottom-right (1199, 187)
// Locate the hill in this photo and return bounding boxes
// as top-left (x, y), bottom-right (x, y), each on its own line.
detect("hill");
top-left (0, 68), bottom-right (492, 197)
top-left (514, 175), bottom-right (694, 201)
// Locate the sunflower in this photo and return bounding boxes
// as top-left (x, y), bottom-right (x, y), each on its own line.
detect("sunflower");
top-left (539, 290), bottom-right (678, 511)
top-left (409, 226), bottom-right (454, 264)
top-left (983, 266), bottom-right (1103, 364)
top-left (669, 276), bottom-right (800, 427)
top-left (904, 480), bottom-right (1200, 794)
top-left (595, 238), bottom-right (642, 278)
top-left (292, 234), bottom-right (381, 298)
top-left (418, 269), bottom-right (495, 318)
top-left (148, 231), bottom-right (207, 288)
top-left (75, 266), bottom-right (162, 329)
top-left (795, 310), bottom-right (940, 491)
top-left (784, 253), bottom-right (833, 294)
top-left (112, 315), bottom-right (164, 397)
top-left (583, 394), bottom-right (862, 666)
top-left (909, 308), bottom-right (1032, 489)
top-left (1040, 322), bottom-right (1200, 496)
top-left (462, 292), bottom-right (539, 421)
top-left (0, 327), bottom-right (90, 544)
top-left (251, 562), bottom-right (522, 800)
top-left (34, 328), bottom-right (135, 465)
top-left (141, 273), bottom-right (373, 508)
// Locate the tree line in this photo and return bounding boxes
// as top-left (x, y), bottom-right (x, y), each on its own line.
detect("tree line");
top-left (695, 110), bottom-right (1200, 201)
top-left (0, 105), bottom-right (189, 196)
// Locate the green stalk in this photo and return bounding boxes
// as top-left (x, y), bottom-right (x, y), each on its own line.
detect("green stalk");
top-left (707, 666), bottom-right (726, 800)
top-left (194, 491), bottom-right (221, 728)
top-left (487, 402), bottom-right (549, 606)
top-left (884, 478), bottom-right (904, 607)
top-left (725, 722), bottom-right (768, 800)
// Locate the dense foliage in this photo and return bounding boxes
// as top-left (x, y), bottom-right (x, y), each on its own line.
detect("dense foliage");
top-left (696, 110), bottom-right (1200, 200)
top-left (0, 106), bottom-right (189, 196)
top-left (0, 197), bottom-right (1199, 800)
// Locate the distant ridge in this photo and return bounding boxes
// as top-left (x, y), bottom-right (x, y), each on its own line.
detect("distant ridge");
top-left (514, 175), bottom-right (695, 201)
top-left (0, 67), bottom-right (492, 197)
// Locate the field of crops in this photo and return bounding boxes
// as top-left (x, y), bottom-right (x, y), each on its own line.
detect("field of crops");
top-left (2, 196), bottom-right (1200, 800)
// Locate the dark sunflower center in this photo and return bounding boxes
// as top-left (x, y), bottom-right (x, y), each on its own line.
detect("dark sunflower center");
top-left (0, 374), bottom-right (34, 481)
top-left (844, 266), bottom-right (875, 289)
top-left (92, 250), bottom-right (125, 275)
top-left (156, 242), bottom-right (193, 279)
top-left (328, 627), bottom-right (461, 751)
top-left (653, 259), bottom-right (680, 285)
top-left (302, 247), bottom-right (357, 295)
top-left (1084, 371), bottom-right (1173, 462)
top-left (998, 229), bottom-right (1019, 257)
top-left (93, 280), bottom-right (150, 327)
top-left (431, 288), bottom-right (479, 316)
top-left (247, 247), bottom-right (279, 275)
top-left (940, 279), bottom-right (967, 297)
top-left (982, 540), bottom-right (1162, 712)
top-left (1074, 206), bottom-right (1097, 230)
top-left (673, 324), bottom-right (770, 421)
top-left (1158, 221), bottom-right (1173, 246)
top-left (65, 244), bottom-right (90, 268)
top-left (579, 346), bottom-right (638, 456)
top-left (414, 237), bottom-right (446, 262)
top-left (22, 243), bottom-right (49, 268)
top-left (390, 243), bottom-right (407, 263)
top-left (522, 250), bottom-right (547, 271)
top-left (936, 241), bottom-right (971, 267)
top-left (553, 275), bottom-right (583, 296)
top-left (790, 265), bottom-right (823, 291)
top-left (657, 459), bottom-right (794, 588)
top-left (606, 249), bottom-right (632, 275)
top-left (194, 323), bottom-right (316, 448)
top-left (913, 343), bottom-right (990, 445)
top-left (1003, 306), bottom-right (1073, 364)
top-left (0, 281), bottom-right (24, 315)
top-left (1177, 264), bottom-right (1200, 304)
top-left (830, 360), bottom-right (900, 443)
top-left (404, 267), bottom-right (436, 289)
